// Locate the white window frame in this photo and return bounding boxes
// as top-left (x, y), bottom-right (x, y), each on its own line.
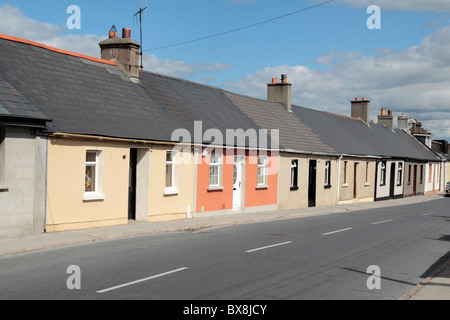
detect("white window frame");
top-left (257, 155), bottom-right (268, 187)
top-left (397, 162), bottom-right (403, 186)
top-left (83, 150), bottom-right (104, 201)
top-left (164, 150), bottom-right (179, 195)
top-left (324, 161), bottom-right (331, 187)
top-left (291, 159), bottom-right (298, 189)
top-left (380, 161), bottom-right (386, 186)
top-left (208, 153), bottom-right (223, 189)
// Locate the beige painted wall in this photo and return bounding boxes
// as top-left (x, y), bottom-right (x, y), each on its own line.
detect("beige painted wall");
top-left (46, 138), bottom-right (195, 232)
top-left (278, 153), bottom-right (338, 210)
top-left (403, 162), bottom-right (425, 196)
top-left (339, 158), bottom-right (375, 204)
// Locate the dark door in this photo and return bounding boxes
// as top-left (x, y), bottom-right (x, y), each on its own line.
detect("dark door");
top-left (389, 163), bottom-right (396, 198)
top-left (413, 165), bottom-right (417, 196)
top-left (308, 160), bottom-right (317, 207)
top-left (128, 148), bottom-right (137, 220)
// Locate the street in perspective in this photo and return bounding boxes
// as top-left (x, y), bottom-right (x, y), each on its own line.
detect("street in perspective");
top-left (0, 195), bottom-right (448, 302)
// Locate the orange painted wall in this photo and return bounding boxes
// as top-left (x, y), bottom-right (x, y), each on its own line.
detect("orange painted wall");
top-left (195, 149), bottom-right (278, 213)
top-left (196, 151), bottom-right (233, 213)
top-left (245, 151), bottom-right (278, 208)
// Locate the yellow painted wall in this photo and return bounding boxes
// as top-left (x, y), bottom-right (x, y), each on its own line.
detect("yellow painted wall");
top-left (46, 139), bottom-right (130, 232)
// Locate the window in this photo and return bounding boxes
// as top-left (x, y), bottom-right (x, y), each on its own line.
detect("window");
top-left (209, 153), bottom-right (222, 187)
top-left (257, 156), bottom-right (268, 186)
top-left (165, 151), bottom-right (175, 188)
top-left (85, 151), bottom-right (98, 192)
top-left (343, 161), bottom-right (348, 185)
top-left (365, 162), bottom-right (370, 184)
top-left (397, 163), bottom-right (403, 186)
top-left (420, 165), bottom-right (424, 183)
top-left (324, 161), bottom-right (331, 187)
top-left (84, 150), bottom-right (104, 201)
top-left (165, 151), bottom-right (179, 194)
top-left (291, 160), bottom-right (298, 190)
top-left (0, 127), bottom-right (5, 187)
top-left (408, 165), bottom-right (412, 184)
top-left (380, 161), bottom-right (386, 186)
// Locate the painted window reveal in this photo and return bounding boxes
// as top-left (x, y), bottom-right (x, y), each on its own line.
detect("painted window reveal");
top-left (291, 160), bottom-right (298, 189)
top-left (343, 161), bottom-right (348, 185)
top-left (85, 151), bottom-right (98, 192)
top-left (257, 156), bottom-right (268, 186)
top-left (209, 153), bottom-right (222, 187)
top-left (397, 162), bottom-right (403, 186)
top-left (324, 161), bottom-right (331, 187)
top-left (365, 162), bottom-right (370, 184)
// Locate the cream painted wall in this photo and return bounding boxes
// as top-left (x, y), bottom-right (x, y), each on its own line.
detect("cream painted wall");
top-left (46, 139), bottom-right (130, 232)
top-left (147, 145), bottom-right (194, 222)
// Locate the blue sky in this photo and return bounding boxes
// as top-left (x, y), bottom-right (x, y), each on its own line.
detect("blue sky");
top-left (1, 0), bottom-right (450, 140)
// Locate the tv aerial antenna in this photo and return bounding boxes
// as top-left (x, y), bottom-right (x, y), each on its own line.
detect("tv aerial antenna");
top-left (134, 0), bottom-right (148, 74)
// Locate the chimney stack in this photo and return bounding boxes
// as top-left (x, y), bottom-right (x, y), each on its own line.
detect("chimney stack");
top-left (267, 74), bottom-right (292, 112)
top-left (377, 108), bottom-right (394, 129)
top-left (351, 97), bottom-right (370, 124)
top-left (99, 26), bottom-right (141, 80)
top-left (397, 113), bottom-right (409, 130)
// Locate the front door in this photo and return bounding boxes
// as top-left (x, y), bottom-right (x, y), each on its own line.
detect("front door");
top-left (353, 163), bottom-right (359, 199)
top-left (308, 160), bottom-right (317, 207)
top-left (233, 157), bottom-right (244, 210)
top-left (389, 162), bottom-right (396, 198)
top-left (128, 148), bottom-right (137, 220)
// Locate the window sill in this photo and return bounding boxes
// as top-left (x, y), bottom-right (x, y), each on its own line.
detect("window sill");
top-left (324, 184), bottom-right (332, 189)
top-left (255, 185), bottom-right (268, 190)
top-left (83, 193), bottom-right (105, 201)
top-left (365, 183), bottom-right (370, 187)
top-left (164, 188), bottom-right (179, 196)
top-left (342, 184), bottom-right (349, 188)
top-left (0, 185), bottom-right (9, 192)
top-left (290, 186), bottom-right (299, 191)
top-left (207, 186), bottom-right (224, 191)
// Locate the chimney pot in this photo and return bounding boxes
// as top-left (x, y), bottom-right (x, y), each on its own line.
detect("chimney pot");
top-left (388, 109), bottom-right (392, 116)
top-left (381, 108), bottom-right (386, 115)
top-left (355, 97), bottom-right (360, 101)
top-left (272, 78), bottom-right (277, 84)
top-left (281, 74), bottom-right (287, 84)
top-left (122, 28), bottom-right (131, 38)
top-left (362, 97), bottom-right (367, 101)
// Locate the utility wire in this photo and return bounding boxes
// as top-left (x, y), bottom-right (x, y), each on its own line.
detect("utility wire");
top-left (145, 0), bottom-right (334, 51)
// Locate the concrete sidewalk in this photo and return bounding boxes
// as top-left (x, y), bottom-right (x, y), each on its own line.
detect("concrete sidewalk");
top-left (0, 194), bottom-right (448, 300)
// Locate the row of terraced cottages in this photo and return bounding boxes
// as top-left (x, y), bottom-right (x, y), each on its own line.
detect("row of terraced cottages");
top-left (0, 30), bottom-right (446, 238)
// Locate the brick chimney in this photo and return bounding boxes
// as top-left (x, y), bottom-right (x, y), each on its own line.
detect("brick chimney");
top-left (378, 108), bottom-right (394, 129)
top-left (267, 74), bottom-right (292, 112)
top-left (351, 97), bottom-right (370, 124)
top-left (99, 26), bottom-right (141, 80)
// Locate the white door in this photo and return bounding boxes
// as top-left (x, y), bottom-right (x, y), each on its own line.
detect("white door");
top-left (233, 157), bottom-right (243, 210)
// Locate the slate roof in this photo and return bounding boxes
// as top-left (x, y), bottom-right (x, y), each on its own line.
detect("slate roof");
top-left (291, 105), bottom-right (440, 161)
top-left (0, 34), bottom-right (334, 152)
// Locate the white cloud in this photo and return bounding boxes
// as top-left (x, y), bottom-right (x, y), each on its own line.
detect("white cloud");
top-left (143, 54), bottom-right (233, 78)
top-left (224, 26), bottom-right (450, 140)
top-left (332, 0), bottom-right (450, 12)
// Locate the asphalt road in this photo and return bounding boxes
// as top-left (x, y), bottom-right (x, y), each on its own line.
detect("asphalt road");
top-left (0, 198), bottom-right (448, 301)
